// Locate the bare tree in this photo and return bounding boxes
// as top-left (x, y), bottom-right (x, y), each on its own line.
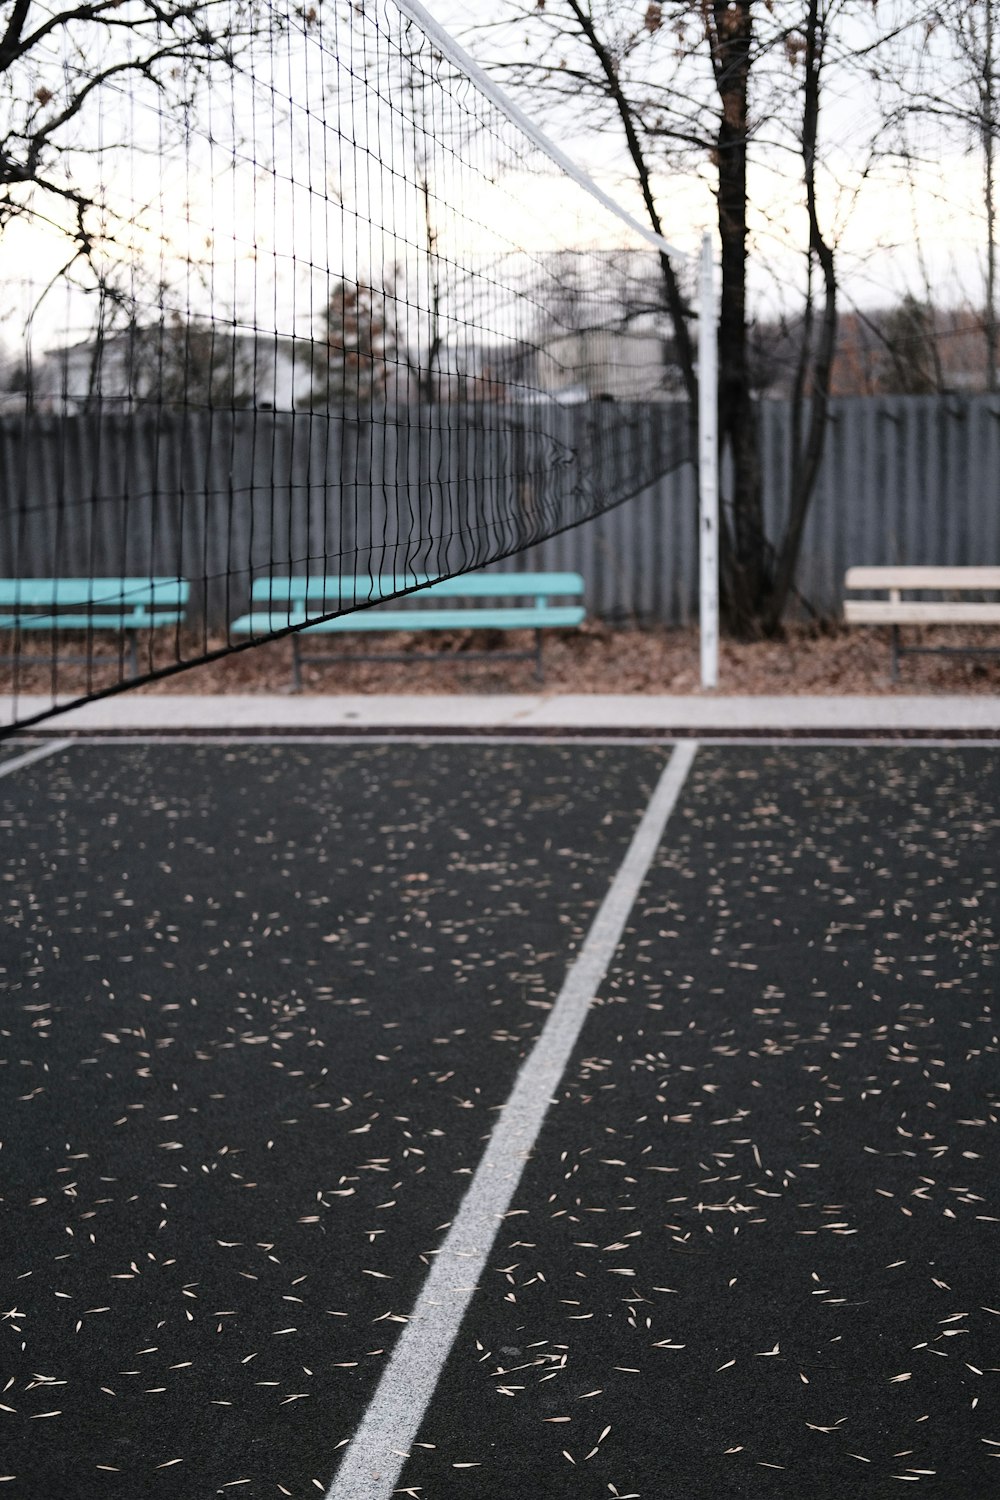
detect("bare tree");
top-left (463, 2), bottom-right (899, 635)
top-left (988, 1), bottom-right (997, 390)
top-left (886, 1), bottom-right (1000, 392)
top-left (386, 27), bottom-right (464, 406)
top-left (767, 0), bottom-right (839, 634)
top-left (0, 0), bottom-right (271, 218)
top-left (0, 1), bottom-right (281, 350)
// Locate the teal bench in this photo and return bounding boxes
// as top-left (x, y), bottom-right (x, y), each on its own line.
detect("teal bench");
top-left (0, 578), bottom-right (189, 676)
top-left (230, 572), bottom-right (586, 688)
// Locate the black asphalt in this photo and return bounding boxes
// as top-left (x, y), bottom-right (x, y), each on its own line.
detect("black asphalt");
top-left (0, 740), bottom-right (41, 767)
top-left (1, 742), bottom-right (663, 1497)
top-left (3, 743), bottom-right (999, 1500)
top-left (393, 746), bottom-right (1000, 1500)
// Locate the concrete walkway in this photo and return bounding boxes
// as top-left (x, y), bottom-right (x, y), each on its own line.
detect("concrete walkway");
top-left (7, 692), bottom-right (1000, 736)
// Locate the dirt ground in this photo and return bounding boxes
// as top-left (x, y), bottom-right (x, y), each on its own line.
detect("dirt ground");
top-left (9, 619), bottom-right (1000, 698)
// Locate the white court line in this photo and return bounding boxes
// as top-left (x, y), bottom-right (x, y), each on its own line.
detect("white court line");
top-left (0, 739), bottom-right (72, 778)
top-left (325, 739), bottom-right (699, 1500)
top-left (23, 733), bottom-right (1000, 749)
top-left (38, 733), bottom-right (686, 749)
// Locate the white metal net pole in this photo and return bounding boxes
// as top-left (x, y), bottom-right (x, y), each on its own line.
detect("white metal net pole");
top-left (698, 231), bottom-right (719, 690)
top-left (392, 0), bottom-right (687, 263)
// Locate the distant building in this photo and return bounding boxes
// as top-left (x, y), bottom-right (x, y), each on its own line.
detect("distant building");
top-left (13, 327), bottom-right (503, 412)
top-left (9, 288), bottom-right (692, 413)
top-left (19, 328), bottom-right (315, 413)
top-left (750, 304), bottom-right (999, 399)
top-left (532, 327), bottom-right (685, 403)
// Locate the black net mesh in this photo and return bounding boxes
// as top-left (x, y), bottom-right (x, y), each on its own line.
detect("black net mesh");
top-left (0, 0), bottom-right (694, 734)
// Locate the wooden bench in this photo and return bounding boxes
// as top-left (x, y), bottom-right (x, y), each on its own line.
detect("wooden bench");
top-left (230, 572), bottom-right (586, 689)
top-left (0, 578), bottom-right (189, 676)
top-left (844, 567), bottom-right (1000, 680)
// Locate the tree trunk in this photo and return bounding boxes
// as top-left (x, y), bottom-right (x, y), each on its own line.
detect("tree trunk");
top-left (764, 0), bottom-right (837, 632)
top-left (706, 1), bottom-right (767, 637)
top-left (420, 177), bottom-right (442, 405)
top-left (986, 0), bottom-right (997, 393)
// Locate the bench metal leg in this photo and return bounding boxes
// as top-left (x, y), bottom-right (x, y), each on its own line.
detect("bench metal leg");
top-left (128, 632), bottom-right (139, 678)
top-left (891, 624), bottom-right (900, 683)
top-left (534, 628), bottom-right (544, 684)
top-left (291, 634), bottom-right (303, 693)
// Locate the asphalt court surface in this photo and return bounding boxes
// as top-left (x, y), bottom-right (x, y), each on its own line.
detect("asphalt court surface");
top-left (2, 739), bottom-right (998, 1499)
top-left (0, 739), bottom-right (44, 768)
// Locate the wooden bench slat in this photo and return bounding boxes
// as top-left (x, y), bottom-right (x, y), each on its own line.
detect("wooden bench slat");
top-left (249, 572), bottom-right (584, 602)
top-left (844, 564), bottom-right (1000, 679)
top-left (845, 602), bottom-right (1000, 624)
top-left (0, 578), bottom-right (188, 606)
top-left (232, 606), bottom-right (586, 634)
top-left (250, 575), bottom-right (433, 602)
top-left (845, 567), bottom-right (1000, 591)
top-left (0, 612), bottom-right (186, 630)
top-left (233, 571), bottom-right (585, 686)
top-left (0, 578), bottom-right (189, 677)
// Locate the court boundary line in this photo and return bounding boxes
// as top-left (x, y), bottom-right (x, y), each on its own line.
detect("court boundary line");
top-left (10, 724), bottom-right (1000, 743)
top-left (15, 733), bottom-right (1000, 750)
top-left (324, 741), bottom-right (698, 1500)
top-left (0, 739), bottom-right (72, 777)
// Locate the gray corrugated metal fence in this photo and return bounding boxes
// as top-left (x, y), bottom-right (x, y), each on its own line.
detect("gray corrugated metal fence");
top-left (0, 403), bottom-right (686, 627)
top-left (2, 394), bottom-right (998, 626)
top-left (507, 394), bottom-right (1000, 622)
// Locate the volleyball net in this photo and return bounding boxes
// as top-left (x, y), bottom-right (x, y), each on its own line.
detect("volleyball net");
top-left (0, 0), bottom-right (706, 734)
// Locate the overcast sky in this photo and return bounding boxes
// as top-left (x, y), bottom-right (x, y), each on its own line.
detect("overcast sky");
top-left (1, 0), bottom-right (991, 362)
top-left (423, 0), bottom-right (992, 320)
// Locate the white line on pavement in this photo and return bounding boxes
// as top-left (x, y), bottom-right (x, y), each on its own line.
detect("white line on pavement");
top-left (325, 739), bottom-right (699, 1500)
top-left (0, 739), bottom-right (72, 778)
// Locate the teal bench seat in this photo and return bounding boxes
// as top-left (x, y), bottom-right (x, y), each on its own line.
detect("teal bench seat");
top-left (0, 578), bottom-right (189, 676)
top-left (230, 572), bottom-right (586, 687)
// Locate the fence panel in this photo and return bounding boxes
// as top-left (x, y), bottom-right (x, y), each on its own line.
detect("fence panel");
top-left (1, 396), bottom-right (998, 627)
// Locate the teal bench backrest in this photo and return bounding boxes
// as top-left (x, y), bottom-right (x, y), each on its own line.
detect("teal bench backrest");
top-left (0, 578), bottom-right (189, 609)
top-left (249, 572), bottom-right (584, 605)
